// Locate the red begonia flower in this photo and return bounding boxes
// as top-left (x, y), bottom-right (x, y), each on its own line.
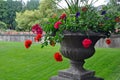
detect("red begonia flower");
top-left (32, 24), bottom-right (43, 34)
top-left (34, 34), bottom-right (42, 42)
top-left (82, 38), bottom-right (92, 48)
top-left (105, 38), bottom-right (111, 45)
top-left (54, 52), bottom-right (63, 62)
top-left (54, 21), bottom-right (62, 29)
top-left (81, 7), bottom-right (88, 12)
top-left (24, 40), bottom-right (32, 49)
top-left (60, 13), bottom-right (66, 19)
top-left (115, 17), bottom-right (120, 22)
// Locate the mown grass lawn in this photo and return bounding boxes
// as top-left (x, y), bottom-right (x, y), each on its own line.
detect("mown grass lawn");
top-left (0, 41), bottom-right (120, 80)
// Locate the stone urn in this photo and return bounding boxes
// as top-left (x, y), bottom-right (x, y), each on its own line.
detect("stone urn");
top-left (50, 31), bottom-right (104, 80)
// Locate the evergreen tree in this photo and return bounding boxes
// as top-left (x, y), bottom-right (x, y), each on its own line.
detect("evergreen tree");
top-left (24, 0), bottom-right (40, 10)
top-left (0, 0), bottom-right (23, 30)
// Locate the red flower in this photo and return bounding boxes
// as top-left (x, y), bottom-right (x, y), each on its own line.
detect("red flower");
top-left (105, 38), bottom-right (111, 45)
top-left (50, 40), bottom-right (56, 47)
top-left (32, 24), bottom-right (43, 34)
top-left (54, 52), bottom-right (63, 62)
top-left (115, 17), bottom-right (120, 22)
top-left (60, 13), bottom-right (66, 19)
top-left (24, 40), bottom-right (32, 48)
top-left (81, 7), bottom-right (88, 12)
top-left (34, 34), bottom-right (42, 42)
top-left (54, 21), bottom-right (62, 29)
top-left (82, 38), bottom-right (92, 48)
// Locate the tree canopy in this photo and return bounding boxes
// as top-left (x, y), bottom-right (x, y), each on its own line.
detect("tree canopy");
top-left (24, 0), bottom-right (40, 10)
top-left (16, 0), bottom-right (59, 31)
top-left (0, 0), bottom-right (23, 29)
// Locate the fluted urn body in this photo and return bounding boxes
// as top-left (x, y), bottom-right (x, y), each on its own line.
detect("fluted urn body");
top-left (50, 31), bottom-right (104, 80)
top-left (60, 32), bottom-right (100, 61)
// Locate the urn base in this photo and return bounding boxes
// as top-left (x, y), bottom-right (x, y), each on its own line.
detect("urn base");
top-left (50, 70), bottom-right (104, 80)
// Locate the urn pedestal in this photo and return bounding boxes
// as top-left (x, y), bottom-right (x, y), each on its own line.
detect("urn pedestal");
top-left (50, 31), bottom-right (104, 80)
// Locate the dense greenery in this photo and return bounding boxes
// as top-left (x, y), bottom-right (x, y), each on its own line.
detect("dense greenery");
top-left (0, 21), bottom-right (7, 30)
top-left (0, 0), bottom-right (40, 30)
top-left (108, 0), bottom-right (120, 12)
top-left (16, 10), bottom-right (41, 31)
top-left (0, 0), bottom-right (23, 29)
top-left (16, 0), bottom-right (57, 31)
top-left (24, 0), bottom-right (40, 10)
top-left (107, 0), bottom-right (120, 30)
top-left (0, 42), bottom-right (120, 80)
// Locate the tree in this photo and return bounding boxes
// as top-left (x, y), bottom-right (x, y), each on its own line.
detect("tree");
top-left (24, 0), bottom-right (40, 10)
top-left (16, 0), bottom-right (58, 31)
top-left (38, 0), bottom-right (58, 24)
top-left (16, 10), bottom-right (42, 31)
top-left (0, 0), bottom-right (23, 30)
top-left (0, 21), bottom-right (7, 30)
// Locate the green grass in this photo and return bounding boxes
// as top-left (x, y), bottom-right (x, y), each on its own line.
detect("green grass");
top-left (0, 41), bottom-right (120, 80)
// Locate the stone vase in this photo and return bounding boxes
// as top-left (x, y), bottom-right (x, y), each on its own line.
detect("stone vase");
top-left (50, 31), bottom-right (104, 80)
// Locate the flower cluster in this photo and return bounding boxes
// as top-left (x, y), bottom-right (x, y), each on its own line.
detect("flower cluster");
top-left (24, 24), bottom-right (43, 48)
top-left (42, 12), bottom-right (119, 47)
top-left (24, 24), bottom-right (64, 62)
top-left (32, 24), bottom-right (43, 34)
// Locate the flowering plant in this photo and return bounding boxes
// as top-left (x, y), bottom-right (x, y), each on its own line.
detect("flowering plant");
top-left (24, 0), bottom-right (120, 62)
top-left (41, 0), bottom-right (120, 47)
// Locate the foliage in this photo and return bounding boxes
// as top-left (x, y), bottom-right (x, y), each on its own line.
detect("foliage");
top-left (24, 0), bottom-right (40, 10)
top-left (0, 21), bottom-right (7, 30)
top-left (0, 0), bottom-right (23, 30)
top-left (16, 0), bottom-right (57, 31)
top-left (16, 10), bottom-right (41, 31)
top-left (38, 0), bottom-right (57, 24)
top-left (107, 0), bottom-right (120, 32)
top-left (107, 0), bottom-right (120, 12)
